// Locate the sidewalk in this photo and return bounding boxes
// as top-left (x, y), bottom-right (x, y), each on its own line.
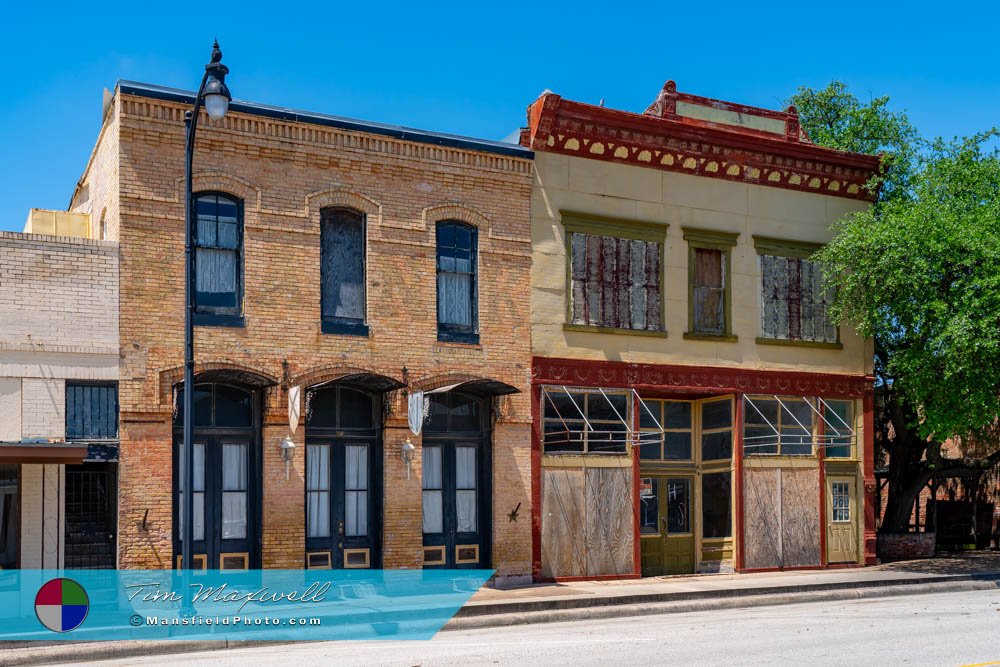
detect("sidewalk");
top-left (448, 552), bottom-right (1000, 628)
top-left (3, 554), bottom-right (999, 666)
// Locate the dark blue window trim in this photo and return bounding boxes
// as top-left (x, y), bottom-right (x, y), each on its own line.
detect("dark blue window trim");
top-left (320, 208), bottom-right (369, 338)
top-left (193, 192), bottom-right (244, 324)
top-left (436, 221), bottom-right (479, 345)
top-left (66, 382), bottom-right (119, 440)
top-left (321, 320), bottom-right (370, 336)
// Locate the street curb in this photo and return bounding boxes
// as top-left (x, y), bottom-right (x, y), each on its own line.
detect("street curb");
top-left (2, 575), bottom-right (998, 666)
top-left (444, 578), bottom-right (1000, 631)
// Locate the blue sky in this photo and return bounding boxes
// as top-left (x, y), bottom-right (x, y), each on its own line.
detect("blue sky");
top-left (1, 2), bottom-right (996, 231)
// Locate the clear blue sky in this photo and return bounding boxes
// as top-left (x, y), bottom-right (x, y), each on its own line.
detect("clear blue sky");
top-left (1, 2), bottom-right (996, 231)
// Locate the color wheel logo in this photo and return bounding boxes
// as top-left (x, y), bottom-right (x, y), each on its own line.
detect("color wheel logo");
top-left (35, 578), bottom-right (89, 633)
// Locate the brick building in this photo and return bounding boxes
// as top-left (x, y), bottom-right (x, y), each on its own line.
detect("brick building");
top-left (0, 216), bottom-right (119, 570)
top-left (71, 81), bottom-right (534, 579)
top-left (523, 82), bottom-right (881, 579)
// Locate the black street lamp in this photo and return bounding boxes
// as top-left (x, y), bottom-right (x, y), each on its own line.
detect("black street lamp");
top-left (182, 41), bottom-right (232, 571)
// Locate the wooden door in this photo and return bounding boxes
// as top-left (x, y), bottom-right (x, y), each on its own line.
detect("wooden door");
top-left (640, 476), bottom-right (694, 576)
top-left (827, 476), bottom-right (859, 563)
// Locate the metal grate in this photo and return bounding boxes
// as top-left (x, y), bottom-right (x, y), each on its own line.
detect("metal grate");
top-left (64, 465), bottom-right (117, 569)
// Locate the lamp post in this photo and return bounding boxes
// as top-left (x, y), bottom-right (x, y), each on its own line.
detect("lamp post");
top-left (182, 41), bottom-right (232, 571)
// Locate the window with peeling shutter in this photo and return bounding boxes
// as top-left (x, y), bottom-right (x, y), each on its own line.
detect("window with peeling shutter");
top-left (693, 248), bottom-right (725, 334)
top-left (569, 232), bottom-right (662, 331)
top-left (760, 254), bottom-right (836, 342)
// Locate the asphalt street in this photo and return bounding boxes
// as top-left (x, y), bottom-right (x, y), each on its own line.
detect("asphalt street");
top-left (83, 589), bottom-right (1000, 666)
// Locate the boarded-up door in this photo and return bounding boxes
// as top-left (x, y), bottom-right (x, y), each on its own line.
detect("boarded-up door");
top-left (827, 476), bottom-right (859, 563)
top-left (541, 465), bottom-right (633, 578)
top-left (743, 466), bottom-right (820, 569)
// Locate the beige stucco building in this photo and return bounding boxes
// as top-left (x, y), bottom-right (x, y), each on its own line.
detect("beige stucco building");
top-left (523, 82), bottom-right (881, 579)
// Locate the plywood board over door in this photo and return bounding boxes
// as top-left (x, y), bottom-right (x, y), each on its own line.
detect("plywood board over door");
top-left (540, 465), bottom-right (633, 578)
top-left (743, 465), bottom-right (820, 569)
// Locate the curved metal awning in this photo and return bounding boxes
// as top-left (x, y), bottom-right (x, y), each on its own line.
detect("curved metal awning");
top-left (426, 378), bottom-right (520, 397)
top-left (312, 372), bottom-right (405, 393)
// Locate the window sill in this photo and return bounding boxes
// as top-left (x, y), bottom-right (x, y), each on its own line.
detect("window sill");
top-left (563, 323), bottom-right (668, 338)
top-left (193, 313), bottom-right (245, 328)
top-left (321, 320), bottom-right (370, 337)
top-left (755, 337), bottom-right (843, 350)
top-left (437, 332), bottom-right (480, 345)
top-left (683, 332), bottom-right (738, 343)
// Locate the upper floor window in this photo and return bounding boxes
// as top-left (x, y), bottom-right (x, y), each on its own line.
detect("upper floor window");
top-left (684, 229), bottom-right (738, 340)
top-left (436, 221), bottom-right (478, 344)
top-left (564, 215), bottom-right (664, 333)
top-left (194, 193), bottom-right (243, 325)
top-left (66, 382), bottom-right (118, 440)
top-left (755, 237), bottom-right (837, 344)
top-left (321, 208), bottom-right (368, 336)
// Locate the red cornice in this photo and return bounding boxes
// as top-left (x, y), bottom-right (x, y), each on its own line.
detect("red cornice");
top-left (532, 356), bottom-right (873, 398)
top-left (524, 93), bottom-right (881, 201)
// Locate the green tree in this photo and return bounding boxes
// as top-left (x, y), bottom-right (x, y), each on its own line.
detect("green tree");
top-left (793, 81), bottom-right (1000, 533)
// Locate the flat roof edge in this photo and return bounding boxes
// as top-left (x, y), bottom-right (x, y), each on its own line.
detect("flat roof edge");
top-left (117, 81), bottom-right (533, 160)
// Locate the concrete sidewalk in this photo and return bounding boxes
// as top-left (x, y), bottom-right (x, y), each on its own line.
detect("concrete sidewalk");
top-left (447, 552), bottom-right (1000, 629)
top-left (4, 554), bottom-right (1000, 666)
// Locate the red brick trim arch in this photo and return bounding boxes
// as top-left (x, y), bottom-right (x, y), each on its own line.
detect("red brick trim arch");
top-left (157, 361), bottom-right (280, 407)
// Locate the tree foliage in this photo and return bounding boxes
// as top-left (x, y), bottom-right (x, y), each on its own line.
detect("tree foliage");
top-left (789, 81), bottom-right (1000, 532)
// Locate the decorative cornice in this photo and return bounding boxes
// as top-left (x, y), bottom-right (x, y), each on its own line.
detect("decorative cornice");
top-left (524, 94), bottom-right (880, 201)
top-left (532, 356), bottom-right (872, 398)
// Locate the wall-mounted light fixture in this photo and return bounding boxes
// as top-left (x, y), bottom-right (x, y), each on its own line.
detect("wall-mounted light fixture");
top-left (281, 435), bottom-right (296, 481)
top-left (401, 439), bottom-right (416, 480)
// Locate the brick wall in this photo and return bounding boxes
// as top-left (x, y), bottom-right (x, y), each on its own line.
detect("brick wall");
top-left (79, 89), bottom-right (534, 574)
top-left (876, 532), bottom-right (936, 560)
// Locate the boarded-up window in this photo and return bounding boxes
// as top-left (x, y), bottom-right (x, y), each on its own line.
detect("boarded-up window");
top-left (570, 233), bottom-right (661, 330)
top-left (321, 208), bottom-right (367, 335)
top-left (760, 255), bottom-right (836, 342)
top-left (693, 248), bottom-right (725, 334)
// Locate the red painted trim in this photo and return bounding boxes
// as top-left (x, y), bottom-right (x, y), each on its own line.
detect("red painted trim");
top-left (862, 388), bottom-right (878, 565)
top-left (533, 356), bottom-right (872, 398)
top-left (632, 393), bottom-right (642, 576)
top-left (530, 383), bottom-right (543, 580)
top-left (525, 94), bottom-right (881, 201)
top-left (535, 573), bottom-right (644, 583)
top-left (817, 406), bottom-right (827, 567)
top-left (733, 393), bottom-right (745, 572)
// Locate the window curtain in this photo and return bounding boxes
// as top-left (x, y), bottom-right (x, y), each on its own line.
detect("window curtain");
top-left (422, 446), bottom-right (443, 534)
top-left (307, 444), bottom-right (330, 538)
top-left (221, 443), bottom-right (248, 539)
top-left (344, 445), bottom-right (368, 537)
top-left (195, 194), bottom-right (240, 311)
top-left (455, 446), bottom-right (477, 533)
top-left (178, 443), bottom-right (206, 541)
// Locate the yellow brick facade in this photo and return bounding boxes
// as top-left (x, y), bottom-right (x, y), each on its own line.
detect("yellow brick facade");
top-left (72, 87), bottom-right (534, 578)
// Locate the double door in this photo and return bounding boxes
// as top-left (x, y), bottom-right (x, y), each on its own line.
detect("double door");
top-left (305, 439), bottom-right (380, 569)
top-left (640, 476), bottom-right (695, 576)
top-left (175, 434), bottom-right (259, 570)
top-left (422, 439), bottom-right (490, 568)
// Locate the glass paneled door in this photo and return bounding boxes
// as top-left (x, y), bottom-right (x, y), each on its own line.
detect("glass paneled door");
top-left (174, 383), bottom-right (261, 570)
top-left (640, 476), bottom-right (695, 576)
top-left (422, 392), bottom-right (491, 569)
top-left (304, 384), bottom-right (382, 569)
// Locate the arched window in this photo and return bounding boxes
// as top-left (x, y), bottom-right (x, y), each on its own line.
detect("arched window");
top-left (174, 382), bottom-right (255, 428)
top-left (321, 208), bottom-right (367, 335)
top-left (436, 220), bottom-right (478, 343)
top-left (194, 192), bottom-right (243, 325)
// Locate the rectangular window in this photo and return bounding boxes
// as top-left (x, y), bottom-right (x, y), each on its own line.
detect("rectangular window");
top-left (569, 232), bottom-right (662, 331)
top-left (824, 400), bottom-right (855, 458)
top-left (455, 446), bottom-right (477, 533)
top-left (321, 208), bottom-right (368, 335)
top-left (684, 229), bottom-right (738, 338)
top-left (306, 444), bottom-right (330, 538)
top-left (194, 193), bottom-right (243, 323)
top-left (702, 472), bottom-right (732, 538)
top-left (422, 445), bottom-right (443, 534)
top-left (832, 482), bottom-right (851, 522)
top-left (701, 398), bottom-right (733, 461)
top-left (0, 465), bottom-right (17, 569)
top-left (639, 477), bottom-right (659, 534)
top-left (65, 383), bottom-right (118, 440)
top-left (743, 396), bottom-right (816, 456)
top-left (639, 400), bottom-right (692, 461)
top-left (344, 444), bottom-right (368, 537)
top-left (543, 388), bottom-right (630, 454)
top-left (436, 221), bottom-right (478, 343)
top-left (760, 254), bottom-right (837, 343)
